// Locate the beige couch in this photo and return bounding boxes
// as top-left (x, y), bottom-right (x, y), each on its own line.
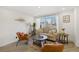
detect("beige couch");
top-left (36, 28), bottom-right (58, 41)
top-left (47, 31), bottom-right (58, 41)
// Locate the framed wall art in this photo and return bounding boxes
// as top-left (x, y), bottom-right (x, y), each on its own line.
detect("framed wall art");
top-left (63, 15), bottom-right (70, 23)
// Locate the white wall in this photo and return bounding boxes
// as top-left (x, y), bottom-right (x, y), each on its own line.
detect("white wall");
top-left (0, 7), bottom-right (33, 47)
top-left (58, 10), bottom-right (75, 42)
top-left (74, 8), bottom-right (79, 47)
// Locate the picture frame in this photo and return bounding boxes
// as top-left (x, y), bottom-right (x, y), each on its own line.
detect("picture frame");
top-left (63, 15), bottom-right (70, 23)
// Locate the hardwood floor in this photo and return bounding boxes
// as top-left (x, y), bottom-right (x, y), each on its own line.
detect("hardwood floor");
top-left (0, 41), bottom-right (79, 52)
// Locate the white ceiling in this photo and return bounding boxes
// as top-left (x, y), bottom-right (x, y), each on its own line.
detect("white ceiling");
top-left (1, 6), bottom-right (76, 17)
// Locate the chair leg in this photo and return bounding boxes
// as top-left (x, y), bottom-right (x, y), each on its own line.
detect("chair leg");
top-left (67, 36), bottom-right (68, 44)
top-left (16, 40), bottom-right (20, 46)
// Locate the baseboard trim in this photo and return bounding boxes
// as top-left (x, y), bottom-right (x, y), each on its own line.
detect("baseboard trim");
top-left (0, 40), bottom-right (17, 47)
top-left (75, 43), bottom-right (79, 47)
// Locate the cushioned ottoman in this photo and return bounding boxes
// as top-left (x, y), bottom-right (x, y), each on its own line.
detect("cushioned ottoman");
top-left (41, 43), bottom-right (64, 52)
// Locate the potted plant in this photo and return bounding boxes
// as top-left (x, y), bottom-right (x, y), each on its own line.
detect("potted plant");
top-left (33, 22), bottom-right (36, 28)
top-left (32, 22), bottom-right (36, 36)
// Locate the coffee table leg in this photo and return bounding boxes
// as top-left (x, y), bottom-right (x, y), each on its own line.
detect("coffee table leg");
top-left (41, 41), bottom-right (44, 47)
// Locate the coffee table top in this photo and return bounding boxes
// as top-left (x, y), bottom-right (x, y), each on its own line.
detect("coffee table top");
top-left (37, 34), bottom-right (47, 40)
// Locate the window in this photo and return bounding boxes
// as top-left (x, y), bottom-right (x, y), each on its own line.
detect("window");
top-left (35, 15), bottom-right (57, 32)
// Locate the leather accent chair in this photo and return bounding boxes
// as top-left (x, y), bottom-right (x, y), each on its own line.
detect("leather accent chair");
top-left (16, 32), bottom-right (29, 46)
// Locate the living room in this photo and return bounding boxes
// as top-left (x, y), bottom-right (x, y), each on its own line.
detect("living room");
top-left (0, 6), bottom-right (79, 52)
